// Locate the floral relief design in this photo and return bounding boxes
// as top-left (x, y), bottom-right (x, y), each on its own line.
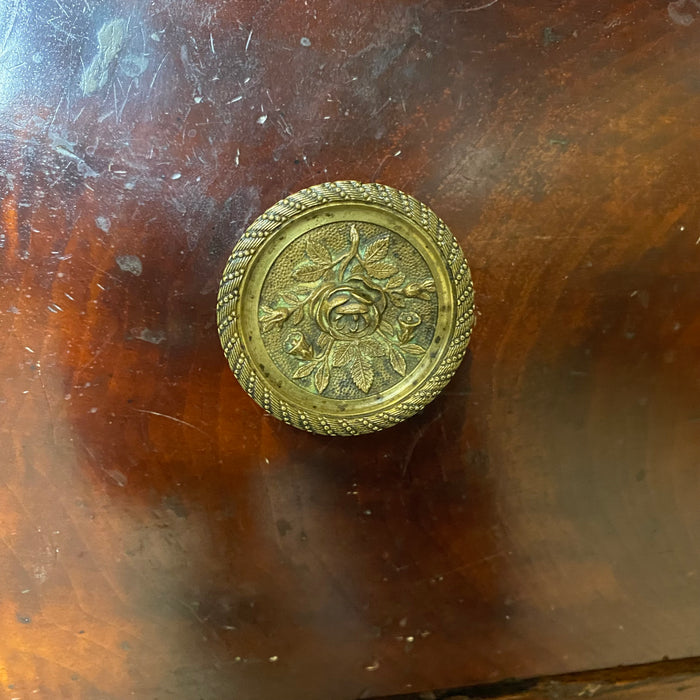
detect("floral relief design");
top-left (259, 225), bottom-right (436, 395)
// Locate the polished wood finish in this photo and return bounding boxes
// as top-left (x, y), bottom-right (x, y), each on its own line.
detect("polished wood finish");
top-left (393, 677), bottom-right (700, 700)
top-left (1, 1), bottom-right (700, 698)
top-left (415, 675), bottom-right (700, 700)
top-left (379, 658), bottom-right (700, 699)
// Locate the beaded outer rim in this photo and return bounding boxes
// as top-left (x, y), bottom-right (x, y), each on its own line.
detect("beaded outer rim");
top-left (216, 181), bottom-right (475, 436)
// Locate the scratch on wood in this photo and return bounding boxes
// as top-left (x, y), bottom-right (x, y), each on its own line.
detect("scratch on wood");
top-left (0, 0), bottom-right (19, 60)
top-left (149, 53), bottom-right (169, 93)
top-left (451, 0), bottom-right (499, 12)
top-left (400, 410), bottom-right (444, 477)
top-left (414, 551), bottom-right (508, 584)
top-left (133, 409), bottom-right (211, 437)
top-left (53, 0), bottom-right (70, 18)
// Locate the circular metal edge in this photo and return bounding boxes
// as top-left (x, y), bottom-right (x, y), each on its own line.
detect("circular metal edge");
top-left (216, 180), bottom-right (476, 436)
top-left (236, 201), bottom-right (454, 416)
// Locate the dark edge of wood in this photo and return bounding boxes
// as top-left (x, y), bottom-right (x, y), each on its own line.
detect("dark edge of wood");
top-left (371, 656), bottom-right (700, 699)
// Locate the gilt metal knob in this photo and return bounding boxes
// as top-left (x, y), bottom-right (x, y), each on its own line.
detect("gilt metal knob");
top-left (217, 181), bottom-right (475, 435)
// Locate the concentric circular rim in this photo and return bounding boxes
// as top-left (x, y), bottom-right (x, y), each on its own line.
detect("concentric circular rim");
top-left (216, 180), bottom-right (475, 436)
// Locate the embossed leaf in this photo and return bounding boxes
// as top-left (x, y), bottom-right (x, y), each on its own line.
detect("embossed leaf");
top-left (389, 291), bottom-right (406, 307)
top-left (402, 343), bottom-right (425, 356)
top-left (386, 272), bottom-right (406, 289)
top-left (281, 291), bottom-right (300, 305)
top-left (364, 261), bottom-right (398, 279)
top-left (294, 264), bottom-right (326, 282)
top-left (332, 342), bottom-right (356, 367)
top-left (347, 263), bottom-right (363, 279)
top-left (291, 307), bottom-right (304, 325)
top-left (364, 234), bottom-right (390, 263)
top-left (350, 353), bottom-right (374, 393)
top-left (307, 238), bottom-right (332, 265)
top-left (315, 361), bottom-right (330, 393)
top-left (360, 337), bottom-right (385, 358)
top-left (379, 319), bottom-right (394, 336)
top-left (389, 345), bottom-right (406, 376)
top-left (293, 362), bottom-right (316, 379)
top-left (318, 333), bottom-right (333, 350)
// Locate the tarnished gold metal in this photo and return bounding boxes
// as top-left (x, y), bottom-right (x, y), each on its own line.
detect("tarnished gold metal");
top-left (217, 181), bottom-right (475, 435)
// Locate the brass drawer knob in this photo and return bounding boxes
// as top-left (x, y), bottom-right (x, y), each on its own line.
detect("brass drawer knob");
top-left (217, 181), bottom-right (475, 435)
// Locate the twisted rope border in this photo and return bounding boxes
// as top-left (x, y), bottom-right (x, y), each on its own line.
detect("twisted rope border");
top-left (217, 181), bottom-right (475, 435)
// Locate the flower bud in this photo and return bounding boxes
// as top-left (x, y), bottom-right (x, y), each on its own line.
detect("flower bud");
top-left (284, 331), bottom-right (314, 360)
top-left (397, 311), bottom-right (421, 343)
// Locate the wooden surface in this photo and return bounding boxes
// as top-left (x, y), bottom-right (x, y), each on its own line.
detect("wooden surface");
top-left (493, 679), bottom-right (700, 700)
top-left (379, 658), bottom-right (700, 699)
top-left (392, 676), bottom-right (700, 700)
top-left (1, 1), bottom-right (700, 698)
top-left (412, 675), bottom-right (700, 700)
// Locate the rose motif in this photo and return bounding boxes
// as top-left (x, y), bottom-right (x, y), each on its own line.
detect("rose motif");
top-left (260, 225), bottom-right (436, 396)
top-left (313, 276), bottom-right (387, 340)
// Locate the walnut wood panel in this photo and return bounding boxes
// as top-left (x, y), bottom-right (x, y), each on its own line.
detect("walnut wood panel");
top-left (1, 1), bottom-right (699, 699)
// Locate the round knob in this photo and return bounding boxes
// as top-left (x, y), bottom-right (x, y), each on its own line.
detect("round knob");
top-left (217, 181), bottom-right (475, 435)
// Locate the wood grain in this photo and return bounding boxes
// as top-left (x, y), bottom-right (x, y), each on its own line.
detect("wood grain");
top-left (1, 1), bottom-right (699, 698)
